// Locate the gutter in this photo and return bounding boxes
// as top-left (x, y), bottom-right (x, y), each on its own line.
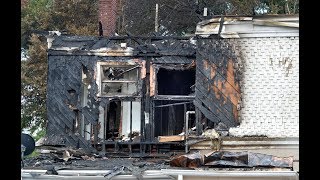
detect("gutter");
top-left (21, 169), bottom-right (299, 180)
top-left (152, 169), bottom-right (299, 179)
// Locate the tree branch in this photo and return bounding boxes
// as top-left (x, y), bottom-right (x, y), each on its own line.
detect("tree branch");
top-left (286, 0), bottom-right (291, 14)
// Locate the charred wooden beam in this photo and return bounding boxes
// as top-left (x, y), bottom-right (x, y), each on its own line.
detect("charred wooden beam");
top-left (151, 101), bottom-right (155, 141)
top-left (97, 96), bottom-right (141, 101)
top-left (168, 106), bottom-right (176, 135)
top-left (48, 51), bottom-right (196, 57)
top-left (153, 95), bottom-right (195, 101)
top-left (195, 107), bottom-right (201, 136)
top-left (130, 101), bottom-right (133, 142)
top-left (195, 97), bottom-right (238, 128)
top-left (140, 81), bottom-right (146, 155)
top-left (196, 59), bottom-right (239, 108)
top-left (155, 101), bottom-right (192, 108)
top-left (193, 99), bottom-right (220, 124)
top-left (195, 39), bottom-right (242, 129)
top-left (94, 124), bottom-right (98, 149)
top-left (102, 101), bottom-right (109, 153)
top-left (195, 85), bottom-right (234, 124)
top-left (82, 106), bottom-right (99, 125)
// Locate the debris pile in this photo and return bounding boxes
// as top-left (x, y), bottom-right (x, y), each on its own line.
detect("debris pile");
top-left (169, 152), bottom-right (203, 168)
top-left (170, 151), bottom-right (293, 169)
top-left (23, 146), bottom-right (171, 176)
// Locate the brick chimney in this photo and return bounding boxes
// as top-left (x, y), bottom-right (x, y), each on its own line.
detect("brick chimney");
top-left (99, 0), bottom-right (119, 36)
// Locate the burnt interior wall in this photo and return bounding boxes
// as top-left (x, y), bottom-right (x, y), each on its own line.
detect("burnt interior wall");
top-left (157, 68), bottom-right (195, 95)
top-left (105, 101), bottom-right (121, 139)
top-left (154, 101), bottom-right (194, 137)
top-left (152, 62), bottom-right (196, 137)
top-left (195, 39), bottom-right (243, 129)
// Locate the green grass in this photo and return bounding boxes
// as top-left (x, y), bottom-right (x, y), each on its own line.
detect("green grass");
top-left (25, 150), bottom-right (40, 159)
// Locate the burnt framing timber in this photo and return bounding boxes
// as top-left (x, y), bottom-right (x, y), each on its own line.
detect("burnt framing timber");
top-left (45, 34), bottom-right (243, 153)
top-left (194, 38), bottom-right (242, 129)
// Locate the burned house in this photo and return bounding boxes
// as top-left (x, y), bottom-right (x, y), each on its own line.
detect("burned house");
top-left (44, 15), bottom-right (299, 170)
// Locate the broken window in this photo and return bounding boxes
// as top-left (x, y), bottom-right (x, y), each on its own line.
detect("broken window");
top-left (94, 61), bottom-right (142, 141)
top-left (157, 68), bottom-right (195, 95)
top-left (97, 62), bottom-right (140, 97)
top-left (154, 101), bottom-right (195, 137)
top-left (152, 64), bottom-right (196, 137)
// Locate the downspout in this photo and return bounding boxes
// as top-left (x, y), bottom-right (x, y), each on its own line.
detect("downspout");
top-left (185, 111), bottom-right (195, 153)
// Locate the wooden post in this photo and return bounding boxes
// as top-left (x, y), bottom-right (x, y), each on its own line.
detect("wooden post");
top-left (130, 101), bottom-right (133, 142)
top-left (94, 123), bottom-right (98, 149)
top-left (102, 102), bottom-right (108, 153)
top-left (145, 58), bottom-right (151, 144)
top-left (168, 106), bottom-right (175, 135)
top-left (184, 104), bottom-right (188, 153)
top-left (151, 101), bottom-right (155, 141)
top-left (196, 107), bottom-right (201, 136)
top-left (140, 94), bottom-right (145, 155)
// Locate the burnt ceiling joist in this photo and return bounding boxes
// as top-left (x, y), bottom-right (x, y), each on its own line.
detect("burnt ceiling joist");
top-left (48, 35), bottom-right (196, 57)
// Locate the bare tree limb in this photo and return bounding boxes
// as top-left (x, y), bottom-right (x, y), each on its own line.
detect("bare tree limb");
top-left (286, 0), bottom-right (291, 14)
top-left (293, 0), bottom-right (297, 14)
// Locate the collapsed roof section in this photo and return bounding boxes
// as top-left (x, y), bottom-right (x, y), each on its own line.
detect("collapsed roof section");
top-left (48, 35), bottom-right (196, 57)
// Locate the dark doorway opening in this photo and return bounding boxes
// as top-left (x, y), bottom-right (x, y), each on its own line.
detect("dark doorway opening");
top-left (106, 101), bottom-right (121, 140)
top-left (154, 101), bottom-right (195, 137)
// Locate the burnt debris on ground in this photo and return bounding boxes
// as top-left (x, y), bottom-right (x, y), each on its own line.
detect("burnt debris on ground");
top-left (24, 145), bottom-right (293, 173)
top-left (23, 148), bottom-right (172, 178)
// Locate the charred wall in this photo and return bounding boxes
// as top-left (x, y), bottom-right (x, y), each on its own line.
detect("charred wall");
top-left (46, 55), bottom-right (137, 150)
top-left (195, 39), bottom-right (244, 128)
top-left (45, 35), bottom-right (197, 150)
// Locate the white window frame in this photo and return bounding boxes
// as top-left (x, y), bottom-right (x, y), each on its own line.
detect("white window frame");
top-left (96, 61), bottom-right (140, 97)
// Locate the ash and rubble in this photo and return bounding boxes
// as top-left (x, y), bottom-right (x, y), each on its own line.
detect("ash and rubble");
top-left (23, 149), bottom-right (294, 180)
top-left (23, 146), bottom-right (171, 169)
top-left (23, 148), bottom-right (172, 178)
top-left (23, 132), bottom-right (294, 176)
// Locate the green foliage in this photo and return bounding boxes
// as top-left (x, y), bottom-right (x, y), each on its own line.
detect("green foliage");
top-left (21, 0), bottom-right (53, 48)
top-left (263, 0), bottom-right (299, 14)
top-left (34, 128), bottom-right (46, 142)
top-left (50, 0), bottom-right (98, 36)
top-left (25, 150), bottom-right (40, 158)
top-left (21, 0), bottom-right (98, 48)
top-left (21, 0), bottom-right (98, 135)
top-left (21, 35), bottom-right (48, 133)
